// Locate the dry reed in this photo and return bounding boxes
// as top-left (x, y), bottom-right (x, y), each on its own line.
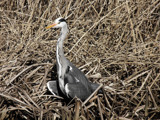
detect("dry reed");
top-left (0, 0), bottom-right (160, 119)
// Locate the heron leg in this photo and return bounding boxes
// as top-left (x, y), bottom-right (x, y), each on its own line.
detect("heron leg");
top-left (47, 81), bottom-right (59, 95)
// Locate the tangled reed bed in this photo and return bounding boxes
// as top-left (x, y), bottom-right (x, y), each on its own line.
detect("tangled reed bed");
top-left (0, 0), bottom-right (160, 119)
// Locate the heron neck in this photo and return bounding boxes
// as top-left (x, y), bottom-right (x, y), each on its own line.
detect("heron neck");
top-left (56, 26), bottom-right (68, 60)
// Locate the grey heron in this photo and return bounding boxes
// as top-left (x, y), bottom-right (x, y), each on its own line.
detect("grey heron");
top-left (46, 17), bottom-right (99, 101)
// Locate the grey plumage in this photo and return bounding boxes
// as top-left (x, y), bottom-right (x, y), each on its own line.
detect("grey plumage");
top-left (46, 17), bottom-right (99, 101)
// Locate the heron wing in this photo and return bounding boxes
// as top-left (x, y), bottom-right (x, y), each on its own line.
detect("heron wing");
top-left (47, 81), bottom-right (59, 95)
top-left (63, 60), bottom-right (101, 100)
top-left (65, 82), bottom-right (91, 101)
top-left (66, 61), bottom-right (91, 87)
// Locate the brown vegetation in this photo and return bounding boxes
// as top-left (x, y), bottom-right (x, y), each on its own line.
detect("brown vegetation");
top-left (0, 0), bottom-right (160, 119)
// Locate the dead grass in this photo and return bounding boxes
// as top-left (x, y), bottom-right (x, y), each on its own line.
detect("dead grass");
top-left (0, 0), bottom-right (160, 119)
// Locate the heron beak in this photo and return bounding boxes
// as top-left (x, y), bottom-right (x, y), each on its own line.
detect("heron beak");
top-left (46, 23), bottom-right (57, 29)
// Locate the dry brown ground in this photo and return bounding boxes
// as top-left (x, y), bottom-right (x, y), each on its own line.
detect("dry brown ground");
top-left (0, 0), bottom-right (160, 119)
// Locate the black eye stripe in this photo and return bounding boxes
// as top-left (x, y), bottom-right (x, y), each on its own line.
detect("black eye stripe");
top-left (59, 18), bottom-right (66, 22)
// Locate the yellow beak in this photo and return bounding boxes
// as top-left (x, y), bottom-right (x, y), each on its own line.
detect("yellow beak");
top-left (46, 23), bottom-right (57, 29)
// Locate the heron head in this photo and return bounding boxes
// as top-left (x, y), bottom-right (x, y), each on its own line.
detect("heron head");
top-left (46, 17), bottom-right (67, 29)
